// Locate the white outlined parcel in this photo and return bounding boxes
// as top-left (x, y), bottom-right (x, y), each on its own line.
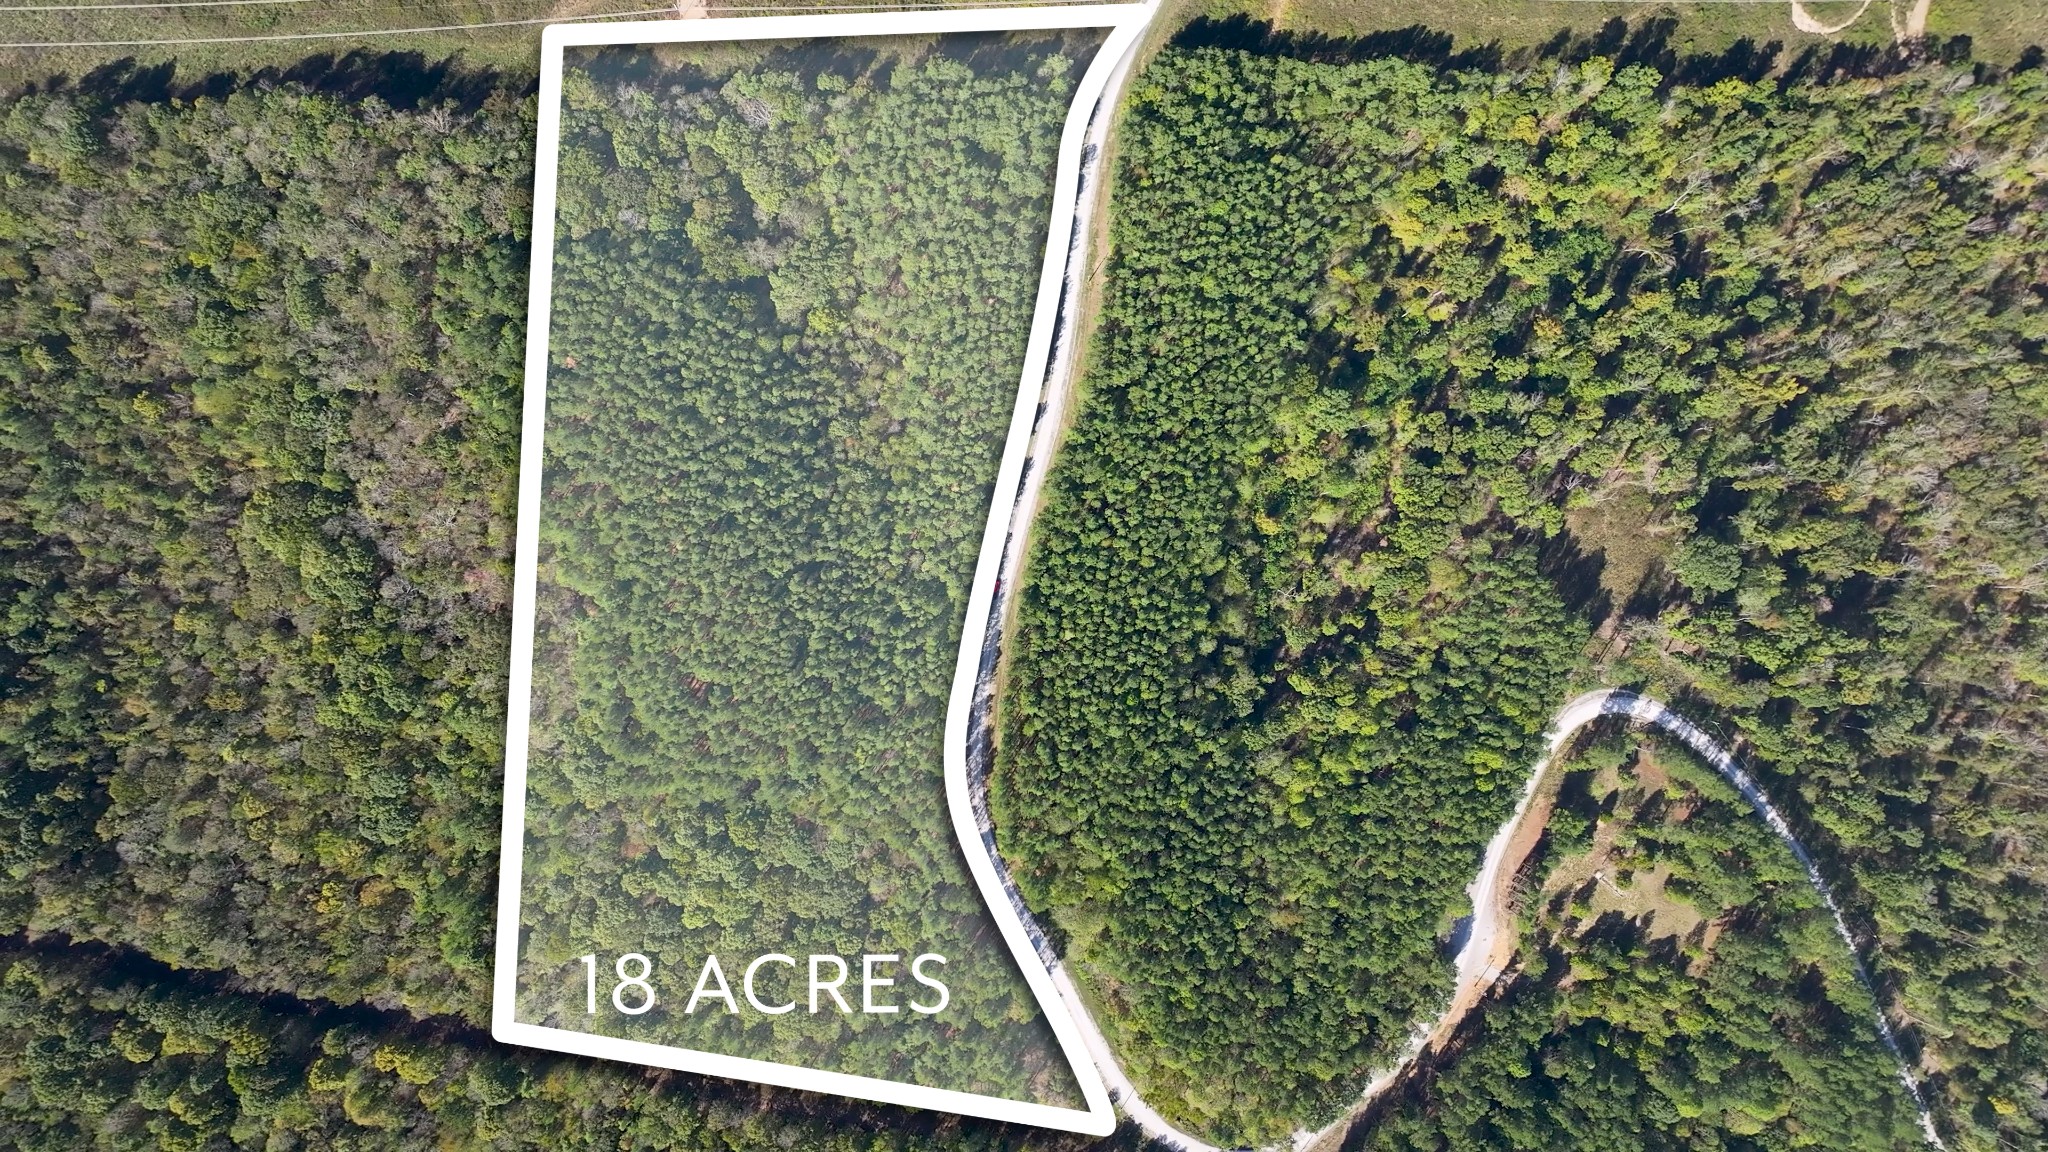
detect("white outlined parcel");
top-left (493, 4), bottom-right (1153, 1134)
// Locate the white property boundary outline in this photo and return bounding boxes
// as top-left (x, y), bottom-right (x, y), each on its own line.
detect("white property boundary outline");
top-left (492, 4), bottom-right (1156, 1136)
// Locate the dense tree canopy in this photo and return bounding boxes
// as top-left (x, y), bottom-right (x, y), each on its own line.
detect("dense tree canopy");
top-left (996, 30), bottom-right (2047, 1148)
top-left (512, 34), bottom-right (1097, 1101)
top-left (0, 935), bottom-right (1116, 1152)
top-left (0, 38), bottom-right (1103, 1150)
top-left (0, 75), bottom-right (532, 1020)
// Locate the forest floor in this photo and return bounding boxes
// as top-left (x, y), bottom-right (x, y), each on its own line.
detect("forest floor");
top-left (1536, 746), bottom-right (1713, 951)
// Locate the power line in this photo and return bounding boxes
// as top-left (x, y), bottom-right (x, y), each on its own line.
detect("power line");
top-left (0, 0), bottom-right (626, 18)
top-left (0, 5), bottom-right (680, 46)
top-left (0, 0), bottom-right (1102, 15)
top-left (0, 0), bottom-right (319, 11)
top-left (0, 0), bottom-right (1108, 47)
top-left (0, 0), bottom-right (1097, 12)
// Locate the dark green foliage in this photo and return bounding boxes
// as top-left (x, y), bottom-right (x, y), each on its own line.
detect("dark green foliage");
top-left (0, 937), bottom-right (1114, 1152)
top-left (998, 35), bottom-right (2047, 1149)
top-left (0, 81), bottom-right (532, 1019)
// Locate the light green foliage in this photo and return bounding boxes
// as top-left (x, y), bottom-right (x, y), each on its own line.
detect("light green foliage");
top-left (999, 30), bottom-right (2046, 1149)
top-left (1670, 536), bottom-right (1742, 595)
top-left (513, 38), bottom-right (1094, 1101)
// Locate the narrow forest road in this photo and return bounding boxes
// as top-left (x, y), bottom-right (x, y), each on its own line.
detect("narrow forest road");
top-left (972, 649), bottom-right (1948, 1151)
top-left (1790, 0), bottom-right (1876, 35)
top-left (1789, 0), bottom-right (1931, 39)
top-left (1294, 688), bottom-right (1947, 1152)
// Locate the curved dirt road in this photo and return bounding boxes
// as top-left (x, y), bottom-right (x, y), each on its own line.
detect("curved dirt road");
top-left (1791, 0), bottom-right (1876, 34)
top-left (1296, 689), bottom-right (1945, 1152)
top-left (969, 659), bottom-right (1947, 1148)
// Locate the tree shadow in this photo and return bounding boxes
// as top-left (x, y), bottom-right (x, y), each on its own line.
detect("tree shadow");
top-left (24, 49), bottom-right (511, 111)
top-left (1534, 527), bottom-right (1613, 632)
top-left (1174, 15), bottom-right (1499, 73)
top-left (1174, 12), bottom-right (1995, 89)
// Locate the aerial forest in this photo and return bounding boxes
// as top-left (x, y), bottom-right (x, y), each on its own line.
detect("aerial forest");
top-left (0, 13), bottom-right (2042, 1152)
top-left (995, 26), bottom-right (2047, 1149)
top-left (514, 33), bottom-right (1096, 1103)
